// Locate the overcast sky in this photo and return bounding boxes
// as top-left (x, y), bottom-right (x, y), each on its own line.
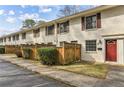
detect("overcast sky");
top-left (0, 5), bottom-right (96, 36)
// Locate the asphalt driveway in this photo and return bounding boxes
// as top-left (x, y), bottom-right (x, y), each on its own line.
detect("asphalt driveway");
top-left (0, 59), bottom-right (69, 87)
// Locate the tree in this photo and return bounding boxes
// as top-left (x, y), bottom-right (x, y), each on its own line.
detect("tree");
top-left (22, 19), bottom-right (36, 28)
top-left (57, 5), bottom-right (81, 17)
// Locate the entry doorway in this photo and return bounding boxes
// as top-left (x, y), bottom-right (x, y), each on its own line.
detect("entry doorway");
top-left (106, 39), bottom-right (117, 62)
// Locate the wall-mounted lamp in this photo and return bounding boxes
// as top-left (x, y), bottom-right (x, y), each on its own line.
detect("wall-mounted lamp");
top-left (98, 40), bottom-right (102, 45)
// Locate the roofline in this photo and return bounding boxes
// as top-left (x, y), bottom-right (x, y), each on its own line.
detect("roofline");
top-left (0, 5), bottom-right (119, 39)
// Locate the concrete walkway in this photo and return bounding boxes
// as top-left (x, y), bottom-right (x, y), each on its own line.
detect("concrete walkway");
top-left (94, 66), bottom-right (124, 87)
top-left (0, 58), bottom-right (69, 87)
top-left (1, 54), bottom-right (124, 87)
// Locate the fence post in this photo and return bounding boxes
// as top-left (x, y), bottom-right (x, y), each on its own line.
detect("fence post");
top-left (74, 43), bottom-right (76, 61)
top-left (63, 42), bottom-right (66, 64)
top-left (4, 45), bottom-right (6, 54)
top-left (35, 44), bottom-right (37, 60)
top-left (80, 44), bottom-right (81, 60)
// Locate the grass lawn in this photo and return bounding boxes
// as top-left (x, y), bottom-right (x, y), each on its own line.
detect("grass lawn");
top-left (53, 62), bottom-right (109, 79)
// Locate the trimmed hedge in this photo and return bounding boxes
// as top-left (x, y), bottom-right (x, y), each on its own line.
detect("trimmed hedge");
top-left (0, 47), bottom-right (5, 54)
top-left (37, 48), bottom-right (58, 65)
top-left (23, 48), bottom-right (32, 59)
top-left (15, 50), bottom-right (22, 57)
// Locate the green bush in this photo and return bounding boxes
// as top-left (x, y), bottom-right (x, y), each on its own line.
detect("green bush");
top-left (23, 48), bottom-right (32, 59)
top-left (37, 48), bottom-right (58, 65)
top-left (15, 50), bottom-right (22, 57)
top-left (0, 47), bottom-right (5, 54)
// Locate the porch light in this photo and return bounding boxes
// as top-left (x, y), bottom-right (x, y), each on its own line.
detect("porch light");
top-left (97, 40), bottom-right (102, 51)
top-left (98, 40), bottom-right (102, 45)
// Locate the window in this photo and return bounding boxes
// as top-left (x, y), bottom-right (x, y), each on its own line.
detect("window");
top-left (22, 33), bottom-right (26, 39)
top-left (86, 40), bottom-right (96, 51)
top-left (4, 38), bottom-right (6, 42)
top-left (82, 13), bottom-right (101, 31)
top-left (8, 37), bottom-right (11, 41)
top-left (59, 21), bottom-right (69, 33)
top-left (13, 36), bottom-right (15, 41)
top-left (0, 39), bottom-right (3, 43)
top-left (46, 25), bottom-right (54, 35)
top-left (86, 15), bottom-right (97, 29)
top-left (33, 29), bottom-right (40, 38)
top-left (16, 34), bottom-right (19, 40)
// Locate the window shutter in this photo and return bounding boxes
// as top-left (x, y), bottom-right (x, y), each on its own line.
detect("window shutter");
top-left (97, 13), bottom-right (101, 28)
top-left (57, 23), bottom-right (60, 34)
top-left (81, 17), bottom-right (85, 31)
top-left (45, 27), bottom-right (47, 36)
top-left (53, 25), bottom-right (55, 34)
top-left (67, 21), bottom-right (69, 32)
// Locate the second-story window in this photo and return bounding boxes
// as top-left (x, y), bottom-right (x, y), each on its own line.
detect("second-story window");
top-left (4, 38), bottom-right (6, 42)
top-left (46, 25), bottom-right (54, 35)
top-left (22, 33), bottom-right (26, 39)
top-left (16, 34), bottom-right (19, 41)
top-left (59, 21), bottom-right (69, 33)
top-left (0, 39), bottom-right (3, 43)
top-left (82, 13), bottom-right (101, 31)
top-left (33, 29), bottom-right (40, 38)
top-left (8, 37), bottom-right (11, 41)
top-left (13, 36), bottom-right (15, 41)
top-left (86, 15), bottom-right (97, 29)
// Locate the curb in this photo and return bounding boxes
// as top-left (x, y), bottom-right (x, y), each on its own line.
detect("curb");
top-left (6, 59), bottom-right (76, 87)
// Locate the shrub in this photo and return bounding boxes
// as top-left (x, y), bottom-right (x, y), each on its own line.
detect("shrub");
top-left (0, 47), bottom-right (5, 54)
top-left (15, 50), bottom-right (22, 57)
top-left (37, 48), bottom-right (58, 65)
top-left (23, 48), bottom-right (32, 59)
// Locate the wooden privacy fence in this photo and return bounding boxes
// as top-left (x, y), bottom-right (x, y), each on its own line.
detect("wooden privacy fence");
top-left (4, 41), bottom-right (81, 65)
top-left (57, 42), bottom-right (81, 64)
top-left (5, 45), bottom-right (21, 54)
top-left (21, 43), bottom-right (56, 60)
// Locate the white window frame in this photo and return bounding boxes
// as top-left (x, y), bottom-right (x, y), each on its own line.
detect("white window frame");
top-left (13, 36), bottom-right (15, 41)
top-left (46, 25), bottom-right (55, 36)
top-left (33, 29), bottom-right (40, 38)
top-left (16, 34), bottom-right (19, 41)
top-left (22, 33), bottom-right (26, 40)
top-left (85, 14), bottom-right (97, 30)
top-left (8, 37), bottom-right (11, 41)
top-left (59, 21), bottom-right (69, 34)
top-left (85, 40), bottom-right (97, 52)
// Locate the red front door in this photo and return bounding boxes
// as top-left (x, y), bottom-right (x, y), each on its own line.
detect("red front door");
top-left (106, 40), bottom-right (117, 62)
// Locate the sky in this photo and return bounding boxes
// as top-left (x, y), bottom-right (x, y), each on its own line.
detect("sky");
top-left (0, 5), bottom-right (96, 36)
